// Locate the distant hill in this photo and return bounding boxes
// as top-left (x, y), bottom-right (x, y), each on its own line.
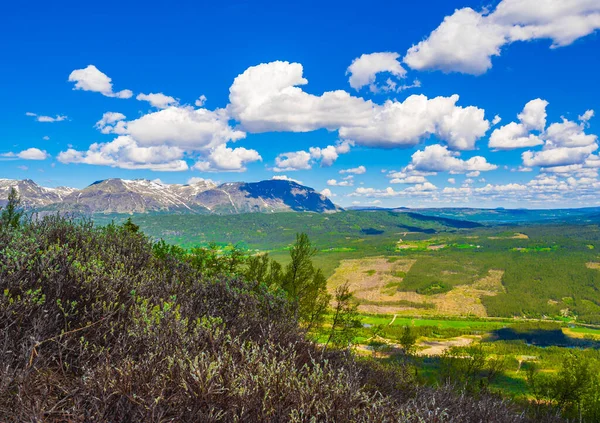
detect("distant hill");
top-left (0, 178), bottom-right (339, 215)
top-left (348, 205), bottom-right (600, 224)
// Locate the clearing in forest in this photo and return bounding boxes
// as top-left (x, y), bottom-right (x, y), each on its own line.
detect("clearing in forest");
top-left (327, 257), bottom-right (505, 316)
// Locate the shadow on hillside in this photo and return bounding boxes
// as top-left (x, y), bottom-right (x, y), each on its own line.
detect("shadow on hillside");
top-left (488, 327), bottom-right (600, 349)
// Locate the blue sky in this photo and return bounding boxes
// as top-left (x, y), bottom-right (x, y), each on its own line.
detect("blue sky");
top-left (1, 0), bottom-right (599, 208)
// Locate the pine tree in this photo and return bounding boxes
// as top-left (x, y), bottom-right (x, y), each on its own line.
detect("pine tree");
top-left (0, 187), bottom-right (24, 229)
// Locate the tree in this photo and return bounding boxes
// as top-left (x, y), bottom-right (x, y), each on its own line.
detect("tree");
top-left (122, 217), bottom-right (140, 233)
top-left (399, 325), bottom-right (417, 356)
top-left (281, 233), bottom-right (331, 330)
top-left (1, 187), bottom-right (24, 229)
top-left (324, 281), bottom-right (361, 351)
top-left (547, 353), bottom-right (593, 420)
top-left (244, 253), bottom-right (282, 288)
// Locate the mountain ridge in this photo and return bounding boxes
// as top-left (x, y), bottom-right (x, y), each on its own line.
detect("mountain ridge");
top-left (0, 178), bottom-right (339, 215)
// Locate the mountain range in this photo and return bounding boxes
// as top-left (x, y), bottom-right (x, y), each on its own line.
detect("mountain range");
top-left (0, 178), bottom-right (339, 215)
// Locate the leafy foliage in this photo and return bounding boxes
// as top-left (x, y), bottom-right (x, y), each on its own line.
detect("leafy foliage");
top-left (0, 215), bottom-right (545, 422)
top-left (0, 187), bottom-right (24, 230)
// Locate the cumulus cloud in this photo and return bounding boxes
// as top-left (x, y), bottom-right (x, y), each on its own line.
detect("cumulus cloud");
top-left (126, 106), bottom-right (245, 151)
top-left (518, 99), bottom-right (549, 131)
top-left (187, 177), bottom-right (216, 185)
top-left (229, 61), bottom-right (489, 150)
top-left (95, 112), bottom-right (127, 134)
top-left (390, 175), bottom-right (428, 184)
top-left (522, 143), bottom-right (598, 168)
top-left (489, 121), bottom-right (544, 150)
top-left (349, 182), bottom-right (437, 198)
top-left (309, 140), bottom-right (353, 167)
top-left (271, 175), bottom-right (303, 184)
top-left (404, 0), bottom-right (600, 75)
top-left (327, 178), bottom-right (353, 187)
top-left (229, 61), bottom-right (374, 133)
top-left (410, 144), bottom-right (497, 173)
top-left (489, 101), bottom-right (599, 170)
top-left (545, 118), bottom-right (598, 148)
top-left (274, 141), bottom-right (352, 171)
top-left (273, 151), bottom-right (311, 172)
top-left (321, 188), bottom-right (335, 198)
top-left (491, 115), bottom-right (502, 126)
top-left (346, 52), bottom-right (406, 91)
top-left (93, 106), bottom-right (246, 157)
top-left (2, 148), bottom-right (49, 160)
top-left (489, 99), bottom-right (550, 150)
top-left (136, 92), bottom-right (179, 109)
top-left (195, 95), bottom-right (207, 107)
top-left (339, 165), bottom-right (366, 174)
top-left (338, 94), bottom-right (489, 150)
top-left (26, 112), bottom-right (67, 123)
top-left (57, 136), bottom-right (188, 171)
top-left (192, 144), bottom-right (261, 172)
top-left (68, 65), bottom-right (133, 98)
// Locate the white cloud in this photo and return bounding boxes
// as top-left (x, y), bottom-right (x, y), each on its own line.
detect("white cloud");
top-left (448, 178), bottom-right (456, 184)
top-left (491, 115), bottom-right (502, 126)
top-left (57, 135), bottom-right (188, 171)
top-left (68, 65), bottom-right (133, 98)
top-left (26, 112), bottom-right (67, 123)
top-left (187, 177), bottom-right (216, 185)
top-left (42, 136), bottom-right (50, 140)
top-left (466, 171), bottom-right (480, 177)
top-left (518, 99), bottom-right (549, 131)
top-left (489, 121), bottom-right (544, 150)
top-left (349, 182), bottom-right (437, 198)
top-left (396, 79), bottom-right (422, 92)
top-left (195, 95), bottom-right (207, 107)
top-left (229, 61), bottom-right (489, 151)
top-left (579, 109), bottom-right (595, 123)
top-left (192, 144), bottom-right (261, 172)
top-left (95, 112), bottom-right (127, 134)
top-left (545, 118), bottom-right (597, 148)
top-left (273, 151), bottom-right (312, 172)
top-left (404, 1), bottom-right (600, 75)
top-left (321, 188), bottom-right (335, 198)
top-left (136, 92), bottom-right (179, 109)
top-left (489, 99), bottom-right (551, 150)
top-left (522, 143), bottom-right (598, 167)
top-left (309, 140), bottom-right (353, 167)
top-left (410, 144), bottom-right (497, 173)
top-left (390, 175), bottom-right (428, 184)
top-left (2, 148), bottom-right (50, 161)
top-left (229, 61), bottom-right (374, 133)
top-left (271, 175), bottom-right (303, 184)
top-left (125, 106), bottom-right (245, 151)
top-left (339, 165), bottom-right (366, 174)
top-left (338, 94), bottom-right (489, 150)
top-left (346, 52), bottom-right (406, 91)
top-left (327, 178), bottom-right (353, 187)
top-left (274, 141), bottom-right (352, 171)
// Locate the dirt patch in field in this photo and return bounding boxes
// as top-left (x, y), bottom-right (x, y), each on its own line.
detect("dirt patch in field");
top-left (417, 336), bottom-right (477, 356)
top-left (489, 233), bottom-right (529, 240)
top-left (427, 244), bottom-right (446, 250)
top-left (586, 262), bottom-right (600, 270)
top-left (328, 257), bottom-right (505, 316)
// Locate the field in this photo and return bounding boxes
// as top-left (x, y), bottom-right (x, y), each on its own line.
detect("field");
top-left (99, 209), bottom-right (600, 403)
top-left (102, 210), bottom-right (600, 324)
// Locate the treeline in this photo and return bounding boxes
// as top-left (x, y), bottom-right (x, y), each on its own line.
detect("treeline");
top-left (0, 190), bottom-right (564, 422)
